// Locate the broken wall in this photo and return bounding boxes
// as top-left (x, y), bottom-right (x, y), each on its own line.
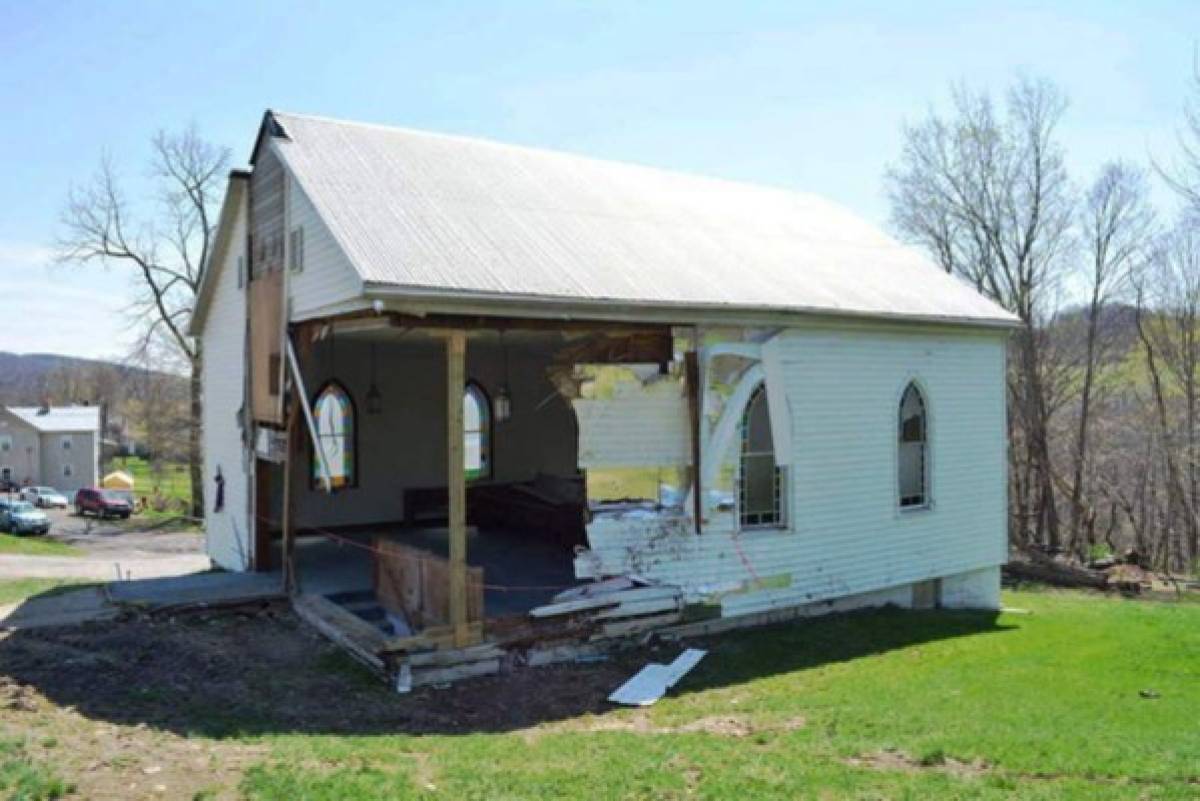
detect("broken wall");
top-left (572, 322), bottom-right (1009, 616)
top-left (292, 334), bottom-right (579, 528)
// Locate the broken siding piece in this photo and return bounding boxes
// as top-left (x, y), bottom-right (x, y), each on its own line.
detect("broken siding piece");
top-left (608, 648), bottom-right (707, 706)
top-left (530, 586), bottom-right (682, 618)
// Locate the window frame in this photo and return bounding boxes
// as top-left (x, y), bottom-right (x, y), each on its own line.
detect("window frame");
top-left (897, 380), bottom-right (932, 512)
top-left (738, 382), bottom-right (787, 530)
top-left (289, 226), bottom-right (305, 273)
top-left (310, 380), bottom-right (358, 491)
top-left (463, 380), bottom-right (493, 483)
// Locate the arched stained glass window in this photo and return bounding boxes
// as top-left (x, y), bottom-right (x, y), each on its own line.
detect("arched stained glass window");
top-left (898, 382), bottom-right (928, 508)
top-left (740, 383), bottom-right (784, 527)
top-left (464, 381), bottom-right (491, 481)
top-left (313, 381), bottom-right (355, 490)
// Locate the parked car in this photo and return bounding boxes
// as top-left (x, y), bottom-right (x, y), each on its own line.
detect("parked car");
top-left (0, 501), bottom-right (51, 535)
top-left (19, 486), bottom-right (69, 509)
top-left (74, 488), bottom-right (133, 520)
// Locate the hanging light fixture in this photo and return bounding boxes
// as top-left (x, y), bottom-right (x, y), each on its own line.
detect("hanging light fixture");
top-left (366, 343), bottom-right (383, 415)
top-left (494, 331), bottom-right (512, 422)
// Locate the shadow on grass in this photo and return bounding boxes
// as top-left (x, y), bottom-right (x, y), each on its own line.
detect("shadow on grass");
top-left (0, 595), bottom-right (1012, 738)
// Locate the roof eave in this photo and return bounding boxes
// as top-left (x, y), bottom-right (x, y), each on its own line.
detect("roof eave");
top-left (362, 282), bottom-right (1021, 332)
top-left (188, 171), bottom-right (250, 337)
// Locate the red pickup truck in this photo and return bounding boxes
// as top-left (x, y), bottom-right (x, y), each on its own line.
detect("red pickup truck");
top-left (74, 488), bottom-right (133, 520)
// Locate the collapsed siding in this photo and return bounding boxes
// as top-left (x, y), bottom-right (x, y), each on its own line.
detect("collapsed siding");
top-left (574, 324), bottom-right (1008, 615)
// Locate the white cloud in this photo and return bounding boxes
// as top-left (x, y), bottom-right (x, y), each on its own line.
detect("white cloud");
top-left (0, 240), bottom-right (137, 360)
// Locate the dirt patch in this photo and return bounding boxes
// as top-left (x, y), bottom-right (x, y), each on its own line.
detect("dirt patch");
top-left (845, 748), bottom-right (991, 779)
top-left (540, 709), bottom-right (805, 738)
top-left (0, 601), bottom-right (679, 798)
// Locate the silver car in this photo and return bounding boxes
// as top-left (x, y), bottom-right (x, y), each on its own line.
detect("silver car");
top-left (0, 501), bottom-right (51, 535)
top-left (20, 486), bottom-right (69, 509)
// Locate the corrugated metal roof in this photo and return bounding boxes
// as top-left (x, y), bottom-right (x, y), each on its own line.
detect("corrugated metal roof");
top-left (6, 406), bottom-right (100, 433)
top-left (268, 111), bottom-right (1017, 327)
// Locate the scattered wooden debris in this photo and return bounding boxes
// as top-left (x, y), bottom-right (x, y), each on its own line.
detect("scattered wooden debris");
top-left (292, 594), bottom-right (386, 675)
top-left (608, 648), bottom-right (706, 706)
top-left (1003, 552), bottom-right (1107, 590)
top-left (298, 577), bottom-right (691, 691)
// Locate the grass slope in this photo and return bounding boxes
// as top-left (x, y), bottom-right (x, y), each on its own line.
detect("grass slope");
top-left (240, 590), bottom-right (1200, 800)
top-left (0, 535), bottom-right (78, 558)
top-left (0, 737), bottom-right (72, 800)
top-left (0, 579), bottom-right (91, 606)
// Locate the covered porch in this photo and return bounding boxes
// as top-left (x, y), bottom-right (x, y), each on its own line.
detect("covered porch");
top-left (249, 312), bottom-right (694, 678)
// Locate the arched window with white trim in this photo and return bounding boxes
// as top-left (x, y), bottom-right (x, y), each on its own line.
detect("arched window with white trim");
top-left (740, 383), bottom-right (784, 527)
top-left (464, 381), bottom-right (491, 481)
top-left (313, 381), bottom-right (355, 490)
top-left (898, 382), bottom-right (928, 508)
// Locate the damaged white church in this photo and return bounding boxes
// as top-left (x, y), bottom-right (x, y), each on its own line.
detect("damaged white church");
top-left (189, 111), bottom-right (1016, 683)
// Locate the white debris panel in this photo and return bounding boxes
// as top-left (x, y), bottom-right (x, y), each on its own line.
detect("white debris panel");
top-left (609, 649), bottom-right (707, 707)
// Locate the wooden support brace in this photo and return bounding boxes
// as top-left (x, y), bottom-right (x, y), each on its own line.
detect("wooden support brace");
top-left (446, 330), bottom-right (471, 647)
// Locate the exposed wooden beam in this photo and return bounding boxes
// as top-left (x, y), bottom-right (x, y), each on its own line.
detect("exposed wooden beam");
top-left (323, 308), bottom-right (673, 336)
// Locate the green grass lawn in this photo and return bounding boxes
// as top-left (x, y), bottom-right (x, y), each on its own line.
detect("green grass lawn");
top-left (237, 590), bottom-right (1200, 800)
top-left (0, 579), bottom-right (92, 606)
top-left (0, 534), bottom-right (79, 558)
top-left (0, 738), bottom-right (72, 800)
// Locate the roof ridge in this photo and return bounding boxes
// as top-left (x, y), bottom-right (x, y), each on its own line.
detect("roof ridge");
top-left (268, 110), bottom-right (836, 207)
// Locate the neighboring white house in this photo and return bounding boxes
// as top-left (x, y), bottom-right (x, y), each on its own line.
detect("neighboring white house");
top-left (189, 111), bottom-right (1016, 667)
top-left (0, 405), bottom-right (101, 494)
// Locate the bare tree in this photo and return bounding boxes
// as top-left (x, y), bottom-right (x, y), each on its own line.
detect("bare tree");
top-left (56, 126), bottom-right (229, 517)
top-left (1065, 163), bottom-right (1155, 556)
top-left (1133, 221), bottom-right (1200, 571)
top-left (886, 76), bottom-right (1074, 549)
top-left (1157, 54), bottom-right (1200, 215)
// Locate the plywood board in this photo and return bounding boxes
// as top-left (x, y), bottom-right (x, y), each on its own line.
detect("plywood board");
top-left (249, 269), bottom-right (284, 425)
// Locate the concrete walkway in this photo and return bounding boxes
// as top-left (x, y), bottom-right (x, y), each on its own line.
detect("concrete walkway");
top-left (0, 553), bottom-right (212, 581)
top-left (0, 587), bottom-right (117, 630)
top-left (0, 568), bottom-right (282, 631)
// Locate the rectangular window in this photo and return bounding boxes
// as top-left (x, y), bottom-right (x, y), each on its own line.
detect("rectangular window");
top-left (62, 464), bottom-right (72, 478)
top-left (0, 435), bottom-right (10, 453)
top-left (61, 435), bottom-right (72, 451)
top-left (289, 227), bottom-right (305, 272)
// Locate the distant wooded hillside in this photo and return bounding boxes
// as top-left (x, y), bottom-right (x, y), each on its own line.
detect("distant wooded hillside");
top-left (0, 352), bottom-right (190, 462)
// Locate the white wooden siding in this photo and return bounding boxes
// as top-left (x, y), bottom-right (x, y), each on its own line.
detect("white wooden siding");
top-left (284, 164), bottom-right (364, 319)
top-left (202, 196), bottom-right (252, 570)
top-left (578, 323), bottom-right (1008, 615)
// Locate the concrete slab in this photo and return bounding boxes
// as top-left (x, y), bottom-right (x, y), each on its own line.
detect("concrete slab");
top-left (0, 587), bottom-right (116, 630)
top-left (0, 553), bottom-right (212, 581)
top-left (106, 570), bottom-right (282, 607)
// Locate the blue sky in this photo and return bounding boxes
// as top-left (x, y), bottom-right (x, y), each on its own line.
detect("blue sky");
top-left (0, 1), bottom-right (1195, 359)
